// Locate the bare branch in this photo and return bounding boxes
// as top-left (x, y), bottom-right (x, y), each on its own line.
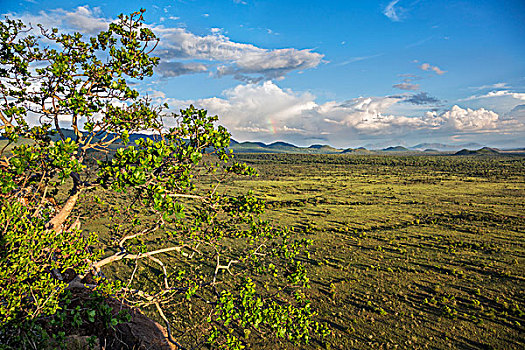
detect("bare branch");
top-left (46, 190), bottom-right (80, 232)
top-left (0, 110), bottom-right (14, 128)
top-left (213, 254), bottom-right (239, 285)
top-left (93, 246), bottom-right (185, 271)
top-left (253, 243), bottom-right (267, 256)
top-left (119, 223), bottom-right (161, 249)
top-left (169, 193), bottom-right (205, 199)
top-left (147, 254), bottom-right (170, 290)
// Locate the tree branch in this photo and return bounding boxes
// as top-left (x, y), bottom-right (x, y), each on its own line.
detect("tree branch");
top-left (213, 254), bottom-right (239, 285)
top-left (119, 223), bottom-right (160, 249)
top-left (46, 190), bottom-right (80, 232)
top-left (93, 246), bottom-right (185, 271)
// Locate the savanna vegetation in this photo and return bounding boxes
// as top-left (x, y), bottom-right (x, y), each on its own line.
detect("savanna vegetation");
top-left (227, 153), bottom-right (525, 349)
top-left (1, 7), bottom-right (523, 350)
top-left (0, 11), bottom-right (326, 349)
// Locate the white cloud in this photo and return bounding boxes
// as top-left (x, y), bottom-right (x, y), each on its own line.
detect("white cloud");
top-left (464, 90), bottom-right (525, 101)
top-left (423, 105), bottom-right (500, 131)
top-left (318, 96), bottom-right (428, 133)
top-left (10, 6), bottom-right (323, 81)
top-left (9, 6), bottom-right (111, 34)
top-left (470, 82), bottom-right (509, 91)
top-left (195, 81), bottom-right (317, 133)
top-left (419, 63), bottom-right (446, 75)
top-left (148, 90), bottom-right (166, 99)
top-left (159, 82), bottom-right (521, 146)
top-left (383, 0), bottom-right (402, 22)
top-left (458, 90), bottom-right (525, 116)
top-left (154, 26), bottom-right (323, 80)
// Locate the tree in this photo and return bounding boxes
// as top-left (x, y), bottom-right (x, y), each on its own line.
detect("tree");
top-left (0, 10), bottom-right (328, 348)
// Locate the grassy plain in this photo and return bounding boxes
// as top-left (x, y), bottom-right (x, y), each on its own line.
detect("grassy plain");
top-left (46, 149), bottom-right (525, 349)
top-left (226, 154), bottom-right (525, 349)
top-left (3, 135), bottom-right (524, 348)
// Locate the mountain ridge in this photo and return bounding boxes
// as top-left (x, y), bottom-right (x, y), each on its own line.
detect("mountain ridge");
top-left (7, 129), bottom-right (523, 155)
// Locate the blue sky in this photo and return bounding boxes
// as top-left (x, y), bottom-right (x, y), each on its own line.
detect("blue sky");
top-left (2, 0), bottom-right (525, 148)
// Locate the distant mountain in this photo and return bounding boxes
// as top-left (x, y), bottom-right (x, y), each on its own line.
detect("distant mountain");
top-left (454, 147), bottom-right (500, 156)
top-left (410, 142), bottom-right (483, 151)
top-left (307, 144), bottom-right (341, 153)
top-left (228, 140), bottom-right (343, 154)
top-left (383, 146), bottom-right (410, 152)
top-left (501, 147), bottom-right (525, 152)
top-left (266, 141), bottom-right (298, 150)
top-left (342, 147), bottom-right (370, 154)
top-left (42, 130), bottom-right (520, 156)
top-left (308, 144), bottom-right (329, 149)
top-left (50, 129), bottom-right (159, 144)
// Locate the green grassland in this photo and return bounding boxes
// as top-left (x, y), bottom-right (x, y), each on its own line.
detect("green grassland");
top-left (225, 154), bottom-right (525, 349)
top-left (73, 152), bottom-right (525, 349)
top-left (3, 135), bottom-right (524, 348)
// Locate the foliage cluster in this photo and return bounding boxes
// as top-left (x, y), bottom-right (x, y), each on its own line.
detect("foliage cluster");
top-left (0, 10), bottom-right (326, 349)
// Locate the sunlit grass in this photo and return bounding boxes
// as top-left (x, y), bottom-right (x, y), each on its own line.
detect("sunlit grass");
top-left (79, 153), bottom-right (524, 349)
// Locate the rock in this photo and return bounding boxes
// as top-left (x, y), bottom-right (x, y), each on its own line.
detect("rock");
top-left (115, 307), bottom-right (178, 350)
top-left (67, 287), bottom-right (177, 350)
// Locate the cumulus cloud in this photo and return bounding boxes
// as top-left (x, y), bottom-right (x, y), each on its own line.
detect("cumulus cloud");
top-left (10, 6), bottom-right (323, 81)
top-left (9, 6), bottom-right (111, 34)
top-left (419, 63), bottom-right (446, 75)
top-left (160, 82), bottom-right (520, 146)
top-left (423, 105), bottom-right (501, 131)
top-left (154, 26), bottom-right (323, 80)
top-left (393, 83), bottom-right (420, 91)
top-left (189, 84), bottom-right (429, 137)
top-left (193, 81), bottom-right (318, 134)
top-left (215, 47), bottom-right (323, 79)
top-left (318, 96), bottom-right (428, 133)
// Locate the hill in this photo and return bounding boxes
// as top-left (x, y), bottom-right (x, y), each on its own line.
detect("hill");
top-left (307, 144), bottom-right (341, 154)
top-left (266, 141), bottom-right (300, 152)
top-left (342, 147), bottom-right (370, 154)
top-left (454, 147), bottom-right (500, 156)
top-left (11, 130), bottom-right (521, 156)
top-left (410, 142), bottom-right (483, 151)
top-left (383, 146), bottom-right (410, 152)
top-left (228, 140), bottom-right (344, 154)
